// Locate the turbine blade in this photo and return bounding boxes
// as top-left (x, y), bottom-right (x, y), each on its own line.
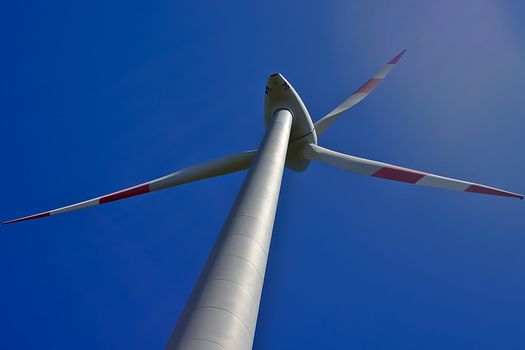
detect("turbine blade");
top-left (314, 49), bottom-right (406, 136)
top-left (2, 150), bottom-right (257, 224)
top-left (302, 144), bottom-right (523, 199)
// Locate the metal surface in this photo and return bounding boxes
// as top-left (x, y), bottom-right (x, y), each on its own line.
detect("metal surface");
top-left (166, 109), bottom-right (293, 350)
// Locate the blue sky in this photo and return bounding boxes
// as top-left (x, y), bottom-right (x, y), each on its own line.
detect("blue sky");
top-left (1, 0), bottom-right (524, 349)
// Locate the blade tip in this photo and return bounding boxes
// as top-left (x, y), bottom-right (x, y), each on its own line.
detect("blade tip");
top-left (388, 49), bottom-right (407, 64)
top-left (2, 212), bottom-right (51, 225)
top-left (465, 184), bottom-right (523, 199)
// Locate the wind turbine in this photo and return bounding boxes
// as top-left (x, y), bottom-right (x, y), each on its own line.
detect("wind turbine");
top-left (3, 50), bottom-right (522, 350)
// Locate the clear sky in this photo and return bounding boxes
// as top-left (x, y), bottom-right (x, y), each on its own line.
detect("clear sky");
top-left (1, 0), bottom-right (524, 349)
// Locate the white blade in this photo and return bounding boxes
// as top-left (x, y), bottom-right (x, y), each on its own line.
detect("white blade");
top-left (314, 49), bottom-right (406, 136)
top-left (3, 150), bottom-right (257, 224)
top-left (302, 144), bottom-right (523, 199)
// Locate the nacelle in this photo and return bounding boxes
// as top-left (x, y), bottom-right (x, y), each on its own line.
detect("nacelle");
top-left (264, 73), bottom-right (317, 171)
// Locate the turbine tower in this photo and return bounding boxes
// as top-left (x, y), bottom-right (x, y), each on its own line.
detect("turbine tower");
top-left (3, 50), bottom-right (522, 350)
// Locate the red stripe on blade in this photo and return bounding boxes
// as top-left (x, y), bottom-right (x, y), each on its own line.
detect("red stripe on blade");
top-left (2, 212), bottom-right (50, 224)
top-left (373, 167), bottom-right (425, 184)
top-left (99, 184), bottom-right (150, 204)
top-left (465, 185), bottom-right (523, 199)
top-left (355, 79), bottom-right (381, 94)
top-left (388, 49), bottom-right (407, 64)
